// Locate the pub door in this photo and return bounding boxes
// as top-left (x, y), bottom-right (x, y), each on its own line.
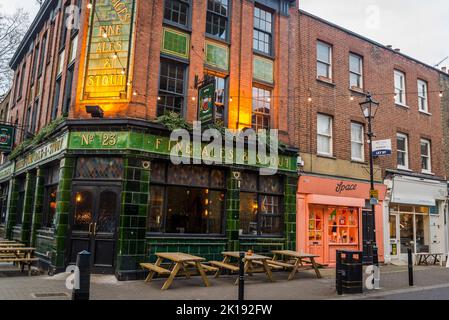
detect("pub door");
top-left (67, 185), bottom-right (121, 273)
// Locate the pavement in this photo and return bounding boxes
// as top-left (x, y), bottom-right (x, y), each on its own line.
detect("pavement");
top-left (1, 263), bottom-right (449, 300)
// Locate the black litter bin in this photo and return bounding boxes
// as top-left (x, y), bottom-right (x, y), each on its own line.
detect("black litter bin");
top-left (336, 250), bottom-right (363, 295)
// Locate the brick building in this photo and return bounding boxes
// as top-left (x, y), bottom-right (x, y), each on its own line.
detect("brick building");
top-left (0, 0), bottom-right (300, 279)
top-left (295, 11), bottom-right (448, 265)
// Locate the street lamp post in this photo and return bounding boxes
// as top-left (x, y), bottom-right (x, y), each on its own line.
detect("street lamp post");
top-left (360, 92), bottom-right (380, 265)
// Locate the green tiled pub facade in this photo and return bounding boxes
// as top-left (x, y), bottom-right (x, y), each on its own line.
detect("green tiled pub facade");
top-left (0, 121), bottom-right (298, 280)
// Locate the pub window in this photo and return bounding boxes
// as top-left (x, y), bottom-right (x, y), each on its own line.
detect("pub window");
top-left (68, 34), bottom-right (78, 65)
top-left (51, 77), bottom-right (61, 120)
top-left (15, 177), bottom-right (26, 225)
top-left (59, 2), bottom-right (69, 50)
top-left (75, 157), bottom-right (124, 180)
top-left (239, 172), bottom-right (283, 236)
top-left (253, 6), bottom-right (273, 55)
top-left (17, 63), bottom-right (26, 101)
top-left (62, 65), bottom-right (74, 116)
top-left (38, 33), bottom-right (47, 77)
top-left (157, 59), bottom-right (186, 116)
top-left (30, 100), bottom-right (39, 134)
top-left (164, 0), bottom-right (190, 27)
top-left (148, 163), bottom-right (226, 235)
top-left (205, 74), bottom-right (227, 126)
top-left (0, 184), bottom-right (9, 224)
top-left (25, 106), bottom-right (32, 136)
top-left (252, 86), bottom-right (271, 131)
top-left (42, 164), bottom-right (60, 229)
top-left (206, 0), bottom-right (229, 40)
top-left (30, 44), bottom-right (40, 85)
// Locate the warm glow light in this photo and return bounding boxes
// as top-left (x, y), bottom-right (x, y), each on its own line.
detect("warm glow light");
top-left (229, 97), bottom-right (233, 102)
top-left (102, 32), bottom-right (108, 38)
top-left (191, 96), bottom-right (196, 101)
top-left (267, 97), bottom-right (271, 102)
top-left (307, 97), bottom-right (312, 102)
top-left (440, 91), bottom-right (444, 98)
top-left (157, 96), bottom-right (161, 101)
top-left (87, 3), bottom-right (92, 9)
top-left (350, 96), bottom-right (354, 101)
top-left (121, 69), bottom-right (125, 75)
top-left (133, 91), bottom-right (137, 96)
top-left (112, 53), bottom-right (118, 59)
top-left (76, 193), bottom-right (82, 203)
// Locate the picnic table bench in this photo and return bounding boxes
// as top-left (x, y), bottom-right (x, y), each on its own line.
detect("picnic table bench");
top-left (140, 252), bottom-right (214, 290)
top-left (210, 251), bottom-right (274, 284)
top-left (271, 250), bottom-right (322, 280)
top-left (415, 252), bottom-right (447, 266)
top-left (0, 247), bottom-right (38, 276)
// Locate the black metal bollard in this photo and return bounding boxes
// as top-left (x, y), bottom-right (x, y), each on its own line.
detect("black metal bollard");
top-left (72, 250), bottom-right (91, 301)
top-left (238, 252), bottom-right (245, 301)
top-left (336, 250), bottom-right (343, 295)
top-left (408, 248), bottom-right (414, 286)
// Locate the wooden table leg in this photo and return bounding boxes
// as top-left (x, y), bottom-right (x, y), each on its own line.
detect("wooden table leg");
top-left (182, 263), bottom-right (191, 279)
top-left (262, 260), bottom-right (274, 282)
top-left (145, 257), bottom-right (163, 283)
top-left (161, 262), bottom-right (182, 290)
top-left (214, 256), bottom-right (230, 278)
top-left (288, 259), bottom-right (301, 281)
top-left (196, 261), bottom-right (210, 287)
top-left (310, 257), bottom-right (322, 279)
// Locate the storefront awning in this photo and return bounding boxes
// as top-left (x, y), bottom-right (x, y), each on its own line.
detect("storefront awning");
top-left (390, 176), bottom-right (447, 206)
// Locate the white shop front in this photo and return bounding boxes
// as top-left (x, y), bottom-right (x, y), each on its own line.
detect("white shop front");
top-left (383, 174), bottom-right (448, 264)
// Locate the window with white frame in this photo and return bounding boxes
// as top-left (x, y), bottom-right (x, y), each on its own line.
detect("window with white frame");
top-left (397, 133), bottom-right (409, 169)
top-left (394, 70), bottom-right (406, 105)
top-left (317, 114), bottom-right (333, 156)
top-left (317, 41), bottom-right (332, 79)
top-left (349, 53), bottom-right (363, 89)
top-left (351, 122), bottom-right (364, 161)
top-left (417, 79), bottom-right (428, 112)
top-left (420, 139), bottom-right (431, 173)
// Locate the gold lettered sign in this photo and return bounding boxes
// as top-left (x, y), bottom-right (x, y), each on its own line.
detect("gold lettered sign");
top-left (82, 0), bottom-right (136, 101)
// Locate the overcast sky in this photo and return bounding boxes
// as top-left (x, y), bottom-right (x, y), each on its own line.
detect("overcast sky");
top-left (0, 0), bottom-right (448, 68)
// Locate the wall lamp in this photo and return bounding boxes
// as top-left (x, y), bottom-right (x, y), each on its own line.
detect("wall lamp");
top-left (85, 105), bottom-right (104, 118)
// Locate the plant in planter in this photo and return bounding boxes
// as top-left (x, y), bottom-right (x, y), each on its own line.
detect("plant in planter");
top-left (154, 111), bottom-right (192, 131)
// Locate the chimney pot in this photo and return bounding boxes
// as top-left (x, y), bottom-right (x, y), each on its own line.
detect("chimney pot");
top-left (394, 48), bottom-right (401, 52)
top-left (442, 67), bottom-right (447, 72)
top-left (386, 45), bottom-right (393, 49)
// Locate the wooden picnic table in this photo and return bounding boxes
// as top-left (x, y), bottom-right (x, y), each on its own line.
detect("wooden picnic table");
top-left (271, 250), bottom-right (322, 280)
top-left (0, 242), bottom-right (25, 247)
top-left (415, 252), bottom-right (446, 266)
top-left (211, 251), bottom-right (274, 283)
top-left (140, 252), bottom-right (212, 290)
top-left (0, 247), bottom-right (37, 276)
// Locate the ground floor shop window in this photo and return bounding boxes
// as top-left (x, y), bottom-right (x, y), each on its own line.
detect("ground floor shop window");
top-left (0, 184), bottom-right (8, 224)
top-left (239, 172), bottom-right (283, 236)
top-left (148, 163), bottom-right (226, 235)
top-left (15, 177), bottom-right (26, 225)
top-left (42, 164), bottom-right (59, 228)
top-left (390, 205), bottom-right (430, 255)
top-left (308, 206), bottom-right (359, 245)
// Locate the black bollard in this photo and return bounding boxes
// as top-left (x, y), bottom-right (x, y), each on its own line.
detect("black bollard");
top-left (407, 248), bottom-right (414, 286)
top-left (373, 246), bottom-right (379, 267)
top-left (72, 250), bottom-right (91, 301)
top-left (238, 252), bottom-right (245, 301)
top-left (336, 251), bottom-right (343, 295)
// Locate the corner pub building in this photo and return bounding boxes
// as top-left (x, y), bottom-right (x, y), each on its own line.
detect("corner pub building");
top-left (0, 0), bottom-right (299, 279)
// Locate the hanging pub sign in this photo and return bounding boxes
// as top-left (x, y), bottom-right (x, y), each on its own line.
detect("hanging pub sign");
top-left (372, 139), bottom-right (392, 157)
top-left (81, 0), bottom-right (136, 102)
top-left (198, 81), bottom-right (216, 125)
top-left (0, 125), bottom-right (15, 152)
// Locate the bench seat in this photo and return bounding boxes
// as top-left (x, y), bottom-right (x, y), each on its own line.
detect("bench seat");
top-left (209, 261), bottom-right (240, 272)
top-left (140, 263), bottom-right (171, 275)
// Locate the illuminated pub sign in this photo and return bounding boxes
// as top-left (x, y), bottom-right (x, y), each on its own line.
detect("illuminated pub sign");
top-left (82, 0), bottom-right (136, 101)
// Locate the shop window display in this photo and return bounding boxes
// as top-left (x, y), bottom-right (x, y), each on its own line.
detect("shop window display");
top-left (327, 207), bottom-right (358, 245)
